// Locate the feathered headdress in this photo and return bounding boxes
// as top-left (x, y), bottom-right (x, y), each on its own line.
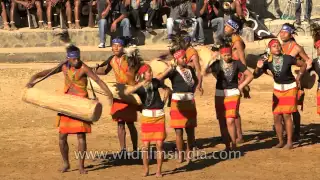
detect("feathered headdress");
top-left (125, 47), bottom-right (143, 74)
top-left (169, 31), bottom-right (191, 55)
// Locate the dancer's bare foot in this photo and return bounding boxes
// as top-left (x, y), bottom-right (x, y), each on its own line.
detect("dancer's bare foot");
top-left (46, 22), bottom-right (53, 30)
top-left (75, 21), bottom-right (81, 29)
top-left (155, 172), bottom-right (163, 178)
top-left (273, 142), bottom-right (284, 148)
top-left (236, 138), bottom-right (244, 144)
top-left (3, 23), bottom-right (11, 30)
top-left (10, 22), bottom-right (17, 30)
top-left (79, 167), bottom-right (88, 174)
top-left (142, 170), bottom-right (149, 177)
top-left (231, 143), bottom-right (237, 150)
top-left (283, 143), bottom-right (293, 150)
top-left (67, 22), bottom-right (74, 29)
top-left (38, 22), bottom-right (45, 29)
top-left (177, 154), bottom-right (184, 163)
top-left (59, 163), bottom-right (70, 173)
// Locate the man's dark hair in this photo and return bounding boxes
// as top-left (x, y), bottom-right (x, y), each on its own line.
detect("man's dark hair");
top-left (311, 22), bottom-right (320, 44)
top-left (66, 45), bottom-right (80, 53)
top-left (219, 43), bottom-right (232, 50)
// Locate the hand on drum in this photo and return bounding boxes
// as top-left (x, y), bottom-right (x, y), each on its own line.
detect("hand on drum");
top-left (256, 60), bottom-right (264, 69)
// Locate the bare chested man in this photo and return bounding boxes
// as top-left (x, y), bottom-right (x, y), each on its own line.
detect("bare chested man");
top-left (46, 0), bottom-right (82, 29)
top-left (10, 0), bottom-right (44, 29)
top-left (26, 45), bottom-right (113, 174)
top-left (95, 38), bottom-right (140, 154)
top-left (279, 23), bottom-right (312, 140)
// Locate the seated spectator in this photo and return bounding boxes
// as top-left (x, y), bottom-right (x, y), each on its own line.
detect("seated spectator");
top-left (46, 0), bottom-right (82, 29)
top-left (10, 0), bottom-right (44, 30)
top-left (108, 0), bottom-right (133, 46)
top-left (0, 0), bottom-right (10, 30)
top-left (97, 0), bottom-right (111, 48)
top-left (232, 0), bottom-right (247, 19)
top-left (130, 0), bottom-right (159, 32)
top-left (192, 0), bottom-right (224, 45)
top-left (87, 0), bottom-right (98, 28)
top-left (166, 0), bottom-right (197, 44)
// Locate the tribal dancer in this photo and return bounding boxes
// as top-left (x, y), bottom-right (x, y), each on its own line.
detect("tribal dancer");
top-left (203, 44), bottom-right (253, 150)
top-left (170, 31), bottom-right (204, 95)
top-left (95, 37), bottom-right (141, 154)
top-left (163, 49), bottom-right (198, 163)
top-left (254, 39), bottom-right (306, 149)
top-left (223, 17), bottom-right (247, 143)
top-left (308, 23), bottom-right (320, 115)
top-left (125, 64), bottom-right (171, 177)
top-left (26, 45), bottom-right (113, 174)
top-left (279, 23), bottom-right (312, 140)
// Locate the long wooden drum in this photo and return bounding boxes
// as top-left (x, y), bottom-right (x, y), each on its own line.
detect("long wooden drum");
top-left (149, 59), bottom-right (172, 87)
top-left (194, 45), bottom-right (219, 68)
top-left (291, 66), bottom-right (316, 89)
top-left (88, 81), bottom-right (142, 105)
top-left (22, 88), bottom-right (102, 122)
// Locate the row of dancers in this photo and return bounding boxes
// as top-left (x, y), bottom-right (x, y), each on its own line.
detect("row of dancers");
top-left (25, 20), bottom-right (320, 176)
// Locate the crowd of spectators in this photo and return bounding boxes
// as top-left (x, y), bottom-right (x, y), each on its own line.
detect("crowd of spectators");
top-left (0, 0), bottom-right (249, 47)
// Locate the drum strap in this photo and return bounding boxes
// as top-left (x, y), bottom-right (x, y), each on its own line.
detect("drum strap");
top-left (88, 79), bottom-right (97, 100)
top-left (33, 59), bottom-right (69, 85)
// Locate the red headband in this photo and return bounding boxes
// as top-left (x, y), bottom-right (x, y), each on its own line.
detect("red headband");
top-left (268, 39), bottom-right (280, 48)
top-left (173, 50), bottom-right (186, 60)
top-left (138, 64), bottom-right (151, 75)
top-left (220, 47), bottom-right (232, 54)
top-left (315, 40), bottom-right (320, 49)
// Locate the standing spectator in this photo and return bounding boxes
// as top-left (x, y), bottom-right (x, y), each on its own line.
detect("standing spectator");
top-left (97, 0), bottom-right (111, 48)
top-left (110, 0), bottom-right (133, 46)
top-left (296, 0), bottom-right (312, 25)
top-left (0, 0), bottom-right (10, 30)
top-left (10, 0), bottom-right (45, 30)
top-left (166, 0), bottom-right (197, 44)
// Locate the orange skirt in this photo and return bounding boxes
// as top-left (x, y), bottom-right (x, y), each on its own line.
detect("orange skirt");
top-left (215, 95), bottom-right (240, 119)
top-left (141, 115), bottom-right (166, 142)
top-left (272, 88), bottom-right (298, 114)
top-left (317, 90), bottom-right (320, 114)
top-left (170, 99), bottom-right (197, 128)
top-left (56, 114), bottom-right (91, 134)
top-left (110, 99), bottom-right (138, 122)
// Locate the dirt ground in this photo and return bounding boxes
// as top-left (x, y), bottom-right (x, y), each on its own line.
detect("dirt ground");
top-left (0, 62), bottom-right (319, 180)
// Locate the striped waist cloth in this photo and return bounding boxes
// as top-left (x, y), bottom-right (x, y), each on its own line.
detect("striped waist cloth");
top-left (215, 88), bottom-right (240, 97)
top-left (171, 93), bottom-right (194, 101)
top-left (142, 109), bottom-right (165, 117)
top-left (274, 82), bottom-right (297, 91)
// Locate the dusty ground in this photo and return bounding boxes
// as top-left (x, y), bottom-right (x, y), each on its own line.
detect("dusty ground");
top-left (0, 62), bottom-right (319, 180)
